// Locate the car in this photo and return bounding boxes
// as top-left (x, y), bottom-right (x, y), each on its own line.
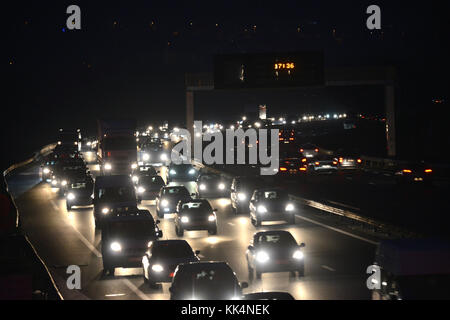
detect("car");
top-left (166, 163), bottom-right (198, 183)
top-left (242, 291), bottom-right (295, 300)
top-left (299, 143), bottom-right (319, 158)
top-left (395, 163), bottom-right (434, 185)
top-left (155, 186), bottom-right (194, 218)
top-left (169, 261), bottom-right (248, 300)
top-left (142, 240), bottom-right (200, 287)
top-left (40, 158), bottom-right (57, 182)
top-left (136, 175), bottom-right (165, 202)
top-left (230, 176), bottom-right (266, 215)
top-left (246, 230), bottom-right (305, 279)
top-left (65, 178), bottom-right (94, 211)
top-left (249, 188), bottom-right (296, 226)
top-left (307, 155), bottom-right (338, 173)
top-left (138, 141), bottom-right (169, 166)
top-left (101, 209), bottom-right (163, 276)
top-left (131, 165), bottom-right (158, 184)
top-left (335, 149), bottom-right (363, 169)
top-left (92, 175), bottom-right (138, 228)
top-left (174, 200), bottom-right (218, 236)
top-left (278, 158), bottom-right (308, 175)
top-left (196, 173), bottom-right (230, 198)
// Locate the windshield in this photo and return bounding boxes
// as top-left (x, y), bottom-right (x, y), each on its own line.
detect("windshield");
top-left (153, 242), bottom-right (193, 259)
top-left (180, 202), bottom-right (212, 215)
top-left (103, 137), bottom-right (136, 150)
top-left (175, 267), bottom-right (239, 296)
top-left (260, 190), bottom-right (287, 200)
top-left (257, 233), bottom-right (297, 247)
top-left (108, 220), bottom-right (155, 239)
top-left (98, 187), bottom-right (135, 202)
top-left (163, 187), bottom-right (189, 197)
top-left (140, 176), bottom-right (164, 186)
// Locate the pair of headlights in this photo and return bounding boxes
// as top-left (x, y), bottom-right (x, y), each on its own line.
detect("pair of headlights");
top-left (257, 203), bottom-right (294, 213)
top-left (170, 169), bottom-right (196, 175)
top-left (199, 183), bottom-right (225, 191)
top-left (255, 250), bottom-right (304, 263)
top-left (180, 215), bottom-right (215, 223)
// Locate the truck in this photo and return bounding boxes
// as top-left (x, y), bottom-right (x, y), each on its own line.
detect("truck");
top-left (97, 119), bottom-right (137, 175)
top-left (371, 238), bottom-right (450, 300)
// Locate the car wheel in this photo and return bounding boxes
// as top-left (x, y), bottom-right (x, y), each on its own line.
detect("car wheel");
top-left (208, 226), bottom-right (217, 235)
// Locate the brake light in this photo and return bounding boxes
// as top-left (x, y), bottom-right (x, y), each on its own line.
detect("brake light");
top-left (357, 159), bottom-right (362, 163)
top-left (280, 138), bottom-right (284, 141)
top-left (315, 162), bottom-right (320, 166)
top-left (333, 161), bottom-right (338, 165)
top-left (107, 151), bottom-right (111, 157)
top-left (302, 158), bottom-right (307, 163)
top-left (425, 169), bottom-right (433, 173)
top-left (289, 138), bottom-right (294, 141)
top-left (300, 167), bottom-right (307, 171)
top-left (169, 272), bottom-right (174, 278)
top-left (403, 169), bottom-right (412, 173)
top-left (300, 149), bottom-right (304, 153)
top-left (315, 148), bottom-right (319, 152)
top-left (280, 167), bottom-right (288, 171)
top-left (339, 158), bottom-right (343, 163)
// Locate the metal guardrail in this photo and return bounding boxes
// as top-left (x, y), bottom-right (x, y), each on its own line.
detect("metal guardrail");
top-left (3, 143), bottom-right (57, 177)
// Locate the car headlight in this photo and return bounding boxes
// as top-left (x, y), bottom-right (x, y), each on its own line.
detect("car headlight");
top-left (257, 205), bottom-right (267, 213)
top-left (102, 207), bottom-right (110, 215)
top-left (43, 168), bottom-right (50, 174)
top-left (256, 251), bottom-right (270, 263)
top-left (132, 175), bottom-right (139, 183)
top-left (218, 183), bottom-right (225, 190)
top-left (199, 184), bottom-right (206, 191)
top-left (131, 163), bottom-right (138, 169)
top-left (51, 179), bottom-right (58, 186)
top-left (285, 203), bottom-right (294, 211)
top-left (143, 153), bottom-right (150, 161)
top-left (160, 153), bottom-right (168, 161)
top-left (61, 180), bottom-right (67, 186)
top-left (208, 214), bottom-right (216, 222)
top-left (104, 163), bottom-right (112, 170)
top-left (137, 186), bottom-right (146, 193)
top-left (67, 193), bottom-right (75, 200)
top-left (237, 193), bottom-right (246, 201)
top-left (181, 216), bottom-right (189, 223)
top-left (189, 169), bottom-right (195, 175)
top-left (161, 199), bottom-right (168, 207)
top-left (293, 250), bottom-right (304, 260)
top-left (151, 264), bottom-right (164, 272)
top-left (169, 169), bottom-right (176, 175)
top-left (110, 242), bottom-right (122, 252)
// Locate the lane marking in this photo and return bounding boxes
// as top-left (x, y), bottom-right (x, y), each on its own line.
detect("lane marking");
top-left (295, 214), bottom-right (378, 245)
top-left (122, 279), bottom-right (148, 300)
top-left (51, 199), bottom-right (102, 257)
top-left (105, 293), bottom-right (126, 297)
top-left (321, 265), bottom-right (336, 272)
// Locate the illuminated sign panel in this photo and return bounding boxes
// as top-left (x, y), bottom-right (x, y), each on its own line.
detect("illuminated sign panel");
top-left (214, 52), bottom-right (324, 89)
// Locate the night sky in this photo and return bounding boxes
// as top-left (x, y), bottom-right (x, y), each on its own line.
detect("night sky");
top-left (3, 1), bottom-right (449, 169)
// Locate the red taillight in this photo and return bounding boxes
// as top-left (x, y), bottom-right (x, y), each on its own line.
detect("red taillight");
top-left (300, 167), bottom-right (307, 171)
top-left (279, 138), bottom-right (284, 141)
top-left (107, 151), bottom-right (111, 157)
top-left (333, 161), bottom-right (338, 165)
top-left (280, 167), bottom-right (288, 171)
top-left (357, 159), bottom-right (362, 163)
top-left (302, 158), bottom-right (307, 163)
top-left (425, 169), bottom-right (433, 173)
top-left (169, 272), bottom-right (174, 278)
top-left (315, 148), bottom-right (319, 152)
top-left (339, 158), bottom-right (343, 163)
top-left (300, 149), bottom-right (304, 153)
top-left (289, 138), bottom-right (294, 141)
top-left (403, 169), bottom-right (412, 173)
top-left (315, 162), bottom-right (320, 166)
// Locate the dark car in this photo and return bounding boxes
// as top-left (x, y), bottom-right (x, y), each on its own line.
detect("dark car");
top-left (139, 142), bottom-right (169, 166)
top-left (155, 186), bottom-right (194, 218)
top-left (174, 200), bottom-right (218, 236)
top-left (142, 240), bottom-right (200, 287)
top-left (299, 143), bottom-right (319, 158)
top-left (169, 261), bottom-right (248, 300)
top-left (93, 175), bottom-right (137, 228)
top-left (246, 231), bottom-right (305, 279)
top-left (197, 173), bottom-right (230, 198)
top-left (307, 155), bottom-right (338, 173)
top-left (136, 175), bottom-right (165, 202)
top-left (101, 209), bottom-right (163, 276)
top-left (335, 149), bottom-right (363, 170)
top-left (230, 176), bottom-right (266, 215)
top-left (65, 179), bottom-right (94, 211)
top-left (249, 188), bottom-right (296, 226)
top-left (131, 165), bottom-right (158, 184)
top-left (242, 291), bottom-right (295, 300)
top-left (166, 163), bottom-right (198, 183)
top-left (395, 163), bottom-right (434, 185)
top-left (278, 158), bottom-right (307, 175)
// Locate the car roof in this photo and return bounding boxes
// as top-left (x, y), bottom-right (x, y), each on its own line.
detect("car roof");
top-left (107, 209), bottom-right (154, 222)
top-left (177, 261), bottom-right (231, 271)
top-left (94, 175), bottom-right (133, 187)
top-left (254, 230), bottom-right (294, 238)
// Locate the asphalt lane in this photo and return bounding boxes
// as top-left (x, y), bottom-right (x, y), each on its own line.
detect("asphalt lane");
top-left (9, 161), bottom-right (376, 300)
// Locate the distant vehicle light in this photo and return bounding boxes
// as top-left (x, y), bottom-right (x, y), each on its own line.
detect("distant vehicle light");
top-left (143, 153), bottom-right (150, 161)
top-left (110, 242), bottom-right (122, 252)
top-left (218, 183), bottom-right (225, 190)
top-left (131, 163), bottom-right (138, 169)
top-left (285, 204), bottom-right (294, 211)
top-left (301, 158), bottom-right (307, 163)
top-left (256, 251), bottom-right (270, 263)
top-left (339, 158), bottom-right (343, 163)
top-left (315, 148), bottom-right (319, 152)
top-left (61, 180), bottom-right (67, 186)
top-left (425, 169), bottom-right (433, 173)
top-left (333, 161), bottom-right (338, 165)
top-left (403, 169), bottom-right (412, 173)
top-left (257, 205), bottom-right (267, 213)
top-left (280, 167), bottom-right (288, 172)
top-left (51, 179), bottom-right (58, 186)
top-left (315, 162), bottom-right (320, 166)
top-left (152, 264), bottom-right (164, 272)
top-left (237, 193), bottom-right (246, 201)
top-left (199, 184), bottom-right (206, 191)
top-left (357, 159), bottom-right (362, 163)
top-left (300, 167), bottom-right (307, 171)
top-left (300, 149), bottom-right (304, 153)
top-left (104, 163), bottom-right (112, 170)
top-left (102, 207), bottom-right (110, 215)
top-left (293, 250), bottom-right (304, 260)
top-left (189, 169), bottom-right (196, 175)
top-left (208, 215), bottom-right (216, 222)
top-left (181, 216), bottom-right (189, 223)
top-left (67, 193), bottom-right (75, 200)
top-left (161, 199), bottom-right (169, 207)
top-left (132, 175), bottom-right (139, 183)
top-left (169, 169), bottom-right (177, 175)
top-left (137, 186), bottom-right (146, 193)
top-left (160, 153), bottom-right (168, 161)
top-left (43, 167), bottom-right (50, 174)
